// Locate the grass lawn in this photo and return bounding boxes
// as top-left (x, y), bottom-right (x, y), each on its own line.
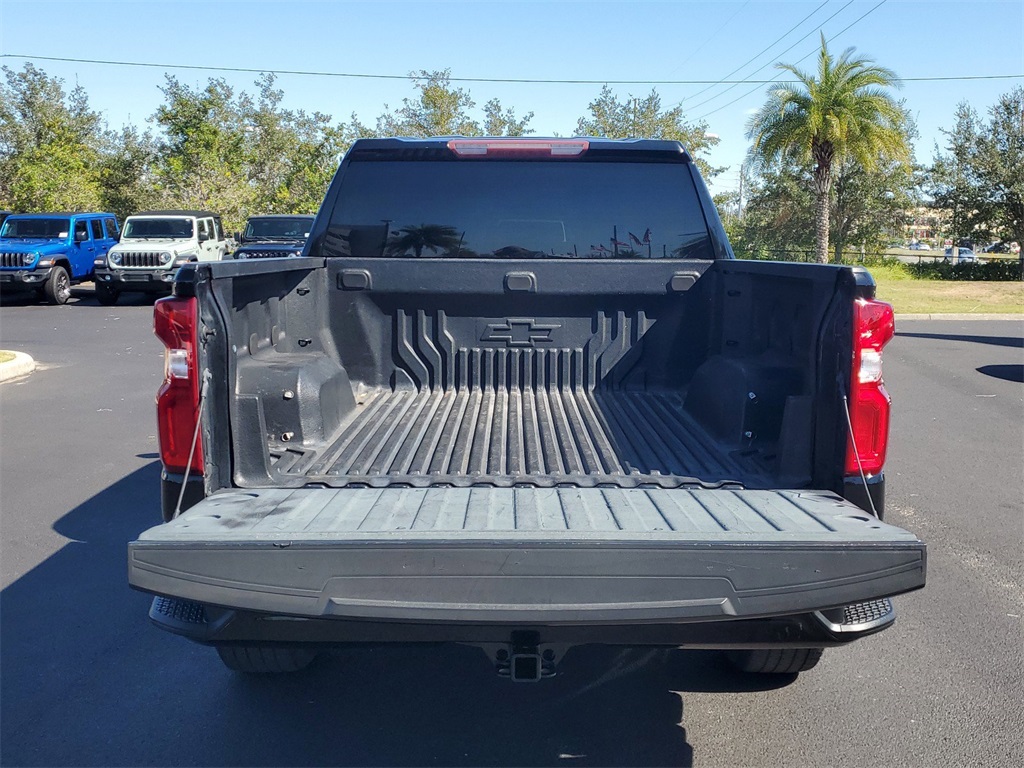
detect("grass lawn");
top-left (869, 264), bottom-right (1024, 314)
top-left (0, 351), bottom-right (15, 364)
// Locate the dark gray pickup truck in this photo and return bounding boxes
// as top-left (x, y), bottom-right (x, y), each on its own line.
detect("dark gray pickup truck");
top-left (129, 137), bottom-right (925, 681)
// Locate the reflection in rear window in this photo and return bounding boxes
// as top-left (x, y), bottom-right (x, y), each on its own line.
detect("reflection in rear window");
top-left (324, 160), bottom-right (713, 259)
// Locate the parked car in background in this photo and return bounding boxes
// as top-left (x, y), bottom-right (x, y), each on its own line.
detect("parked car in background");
top-left (908, 242), bottom-right (931, 251)
top-left (233, 214), bottom-right (315, 259)
top-left (983, 242), bottom-right (1010, 254)
top-left (94, 210), bottom-right (228, 305)
top-left (0, 212), bottom-right (120, 304)
top-left (943, 247), bottom-right (977, 263)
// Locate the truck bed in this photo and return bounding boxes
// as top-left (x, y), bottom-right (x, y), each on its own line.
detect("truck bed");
top-left (130, 487), bottom-right (925, 624)
top-left (272, 388), bottom-right (769, 487)
top-left (218, 257), bottom-right (853, 492)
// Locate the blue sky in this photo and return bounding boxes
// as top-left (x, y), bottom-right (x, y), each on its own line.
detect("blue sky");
top-left (2, 0), bottom-right (1022, 193)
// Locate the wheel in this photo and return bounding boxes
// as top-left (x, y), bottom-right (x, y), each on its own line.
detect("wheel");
top-left (94, 282), bottom-right (120, 306)
top-left (44, 265), bottom-right (71, 305)
top-left (215, 645), bottom-right (317, 674)
top-left (726, 648), bottom-right (824, 675)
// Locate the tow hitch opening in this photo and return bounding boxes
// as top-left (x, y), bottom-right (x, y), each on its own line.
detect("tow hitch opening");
top-left (484, 632), bottom-right (561, 682)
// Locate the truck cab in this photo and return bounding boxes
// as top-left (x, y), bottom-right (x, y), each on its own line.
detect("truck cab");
top-left (95, 210), bottom-right (227, 305)
top-left (0, 212), bottom-right (120, 304)
top-left (233, 214), bottom-right (314, 260)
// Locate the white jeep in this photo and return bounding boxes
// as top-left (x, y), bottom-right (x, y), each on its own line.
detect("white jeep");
top-left (94, 210), bottom-right (228, 305)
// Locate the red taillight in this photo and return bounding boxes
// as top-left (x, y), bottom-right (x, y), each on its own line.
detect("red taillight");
top-left (845, 298), bottom-right (895, 476)
top-left (154, 295), bottom-right (203, 474)
top-left (447, 139), bottom-right (589, 158)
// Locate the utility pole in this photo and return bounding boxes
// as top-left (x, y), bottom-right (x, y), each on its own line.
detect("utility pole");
top-left (737, 162), bottom-right (745, 219)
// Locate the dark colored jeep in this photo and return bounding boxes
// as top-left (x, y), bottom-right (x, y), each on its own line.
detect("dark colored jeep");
top-left (233, 214), bottom-right (314, 260)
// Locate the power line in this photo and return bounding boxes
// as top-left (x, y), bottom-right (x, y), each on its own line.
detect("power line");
top-left (0, 51), bottom-right (1019, 87)
top-left (695, 0), bottom-right (891, 121)
top-left (1, 51), bottom-right (832, 85)
top-left (681, 0), bottom-right (859, 114)
top-left (791, 0), bottom-right (890, 69)
top-left (663, 0), bottom-right (753, 78)
top-left (678, 0), bottom-right (835, 104)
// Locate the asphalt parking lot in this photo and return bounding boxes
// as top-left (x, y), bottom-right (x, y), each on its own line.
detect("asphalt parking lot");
top-left (1, 290), bottom-right (1022, 767)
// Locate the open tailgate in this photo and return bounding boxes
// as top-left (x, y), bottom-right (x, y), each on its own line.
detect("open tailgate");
top-left (129, 487), bottom-right (925, 624)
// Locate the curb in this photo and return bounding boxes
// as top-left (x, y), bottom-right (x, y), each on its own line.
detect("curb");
top-left (0, 351), bottom-right (36, 383)
top-left (896, 313), bottom-right (1023, 321)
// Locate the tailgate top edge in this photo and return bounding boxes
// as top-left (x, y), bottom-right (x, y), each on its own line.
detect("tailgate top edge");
top-left (136, 487), bottom-right (922, 544)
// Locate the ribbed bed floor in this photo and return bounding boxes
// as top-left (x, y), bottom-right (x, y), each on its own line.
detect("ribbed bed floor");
top-left (270, 389), bottom-right (766, 486)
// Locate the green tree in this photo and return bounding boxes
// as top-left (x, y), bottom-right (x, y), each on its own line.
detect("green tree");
top-left (99, 125), bottom-right (161, 221)
top-left (276, 118), bottom-right (346, 214)
top-left (732, 160), bottom-right (816, 259)
top-left (0, 63), bottom-right (105, 211)
top-left (152, 76), bottom-right (251, 229)
top-left (483, 98), bottom-right (534, 137)
top-left (928, 89), bottom-right (1024, 257)
top-left (830, 156), bottom-right (916, 260)
top-left (730, 151), bottom-right (915, 263)
top-left (576, 85), bottom-right (722, 178)
top-left (746, 36), bottom-right (909, 263)
top-left (373, 69), bottom-right (532, 138)
top-left (714, 189), bottom-right (741, 243)
top-left (244, 74), bottom-right (345, 214)
top-left (979, 88), bottom-right (1024, 257)
top-left (927, 103), bottom-right (988, 244)
top-left (376, 69), bottom-right (481, 136)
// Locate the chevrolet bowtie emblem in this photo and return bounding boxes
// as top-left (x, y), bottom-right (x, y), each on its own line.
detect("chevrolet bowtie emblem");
top-left (481, 318), bottom-right (560, 347)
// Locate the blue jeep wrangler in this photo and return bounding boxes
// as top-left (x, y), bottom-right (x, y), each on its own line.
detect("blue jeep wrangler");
top-left (0, 212), bottom-right (120, 304)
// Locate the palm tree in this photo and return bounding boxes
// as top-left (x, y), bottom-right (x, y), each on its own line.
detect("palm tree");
top-left (385, 224), bottom-right (462, 258)
top-left (746, 35), bottom-right (909, 263)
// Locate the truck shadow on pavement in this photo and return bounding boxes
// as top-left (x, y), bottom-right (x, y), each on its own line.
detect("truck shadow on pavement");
top-left (896, 330), bottom-right (1024, 349)
top-left (0, 464), bottom-right (793, 768)
top-left (976, 364), bottom-right (1024, 383)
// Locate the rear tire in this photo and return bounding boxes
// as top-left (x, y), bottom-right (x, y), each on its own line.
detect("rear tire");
top-left (726, 648), bottom-right (824, 675)
top-left (94, 282), bottom-right (120, 305)
top-left (44, 265), bottom-right (71, 305)
top-left (215, 645), bottom-right (317, 674)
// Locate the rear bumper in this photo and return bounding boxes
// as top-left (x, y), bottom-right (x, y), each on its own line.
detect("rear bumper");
top-left (0, 267), bottom-right (52, 289)
top-left (148, 595), bottom-right (900, 649)
top-left (95, 266), bottom-right (175, 293)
